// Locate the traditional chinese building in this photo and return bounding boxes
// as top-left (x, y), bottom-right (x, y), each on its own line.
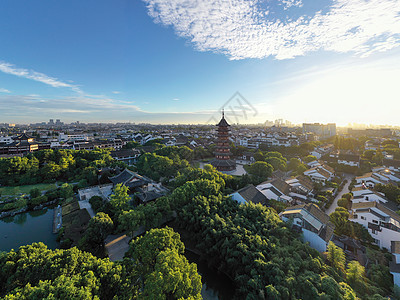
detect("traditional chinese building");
top-left (211, 111), bottom-right (236, 171)
top-left (0, 133), bottom-right (39, 155)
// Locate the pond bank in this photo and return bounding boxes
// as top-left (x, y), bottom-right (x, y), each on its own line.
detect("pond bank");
top-left (0, 207), bottom-right (58, 252)
top-left (0, 199), bottom-right (59, 220)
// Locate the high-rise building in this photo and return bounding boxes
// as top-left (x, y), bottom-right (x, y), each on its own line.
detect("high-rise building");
top-left (48, 119), bottom-right (54, 125)
top-left (210, 111), bottom-right (236, 171)
top-left (302, 123), bottom-right (336, 137)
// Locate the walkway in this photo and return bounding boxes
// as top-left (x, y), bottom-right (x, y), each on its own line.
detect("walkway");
top-left (78, 200), bottom-right (95, 218)
top-left (325, 174), bottom-right (354, 215)
top-left (105, 234), bottom-right (131, 261)
top-left (52, 205), bottom-right (62, 233)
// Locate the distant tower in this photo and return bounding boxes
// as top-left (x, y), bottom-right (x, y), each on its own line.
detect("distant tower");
top-left (211, 110), bottom-right (236, 171)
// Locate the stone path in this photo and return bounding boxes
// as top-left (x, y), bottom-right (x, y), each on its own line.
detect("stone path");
top-left (325, 174), bottom-right (353, 215)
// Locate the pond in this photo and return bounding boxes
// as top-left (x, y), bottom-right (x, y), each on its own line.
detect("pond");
top-left (0, 208), bottom-right (58, 252)
top-left (185, 250), bottom-right (236, 300)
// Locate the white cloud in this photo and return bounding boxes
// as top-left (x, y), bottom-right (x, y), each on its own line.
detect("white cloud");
top-left (112, 91), bottom-right (121, 94)
top-left (173, 98), bottom-right (180, 101)
top-left (0, 61), bottom-right (81, 91)
top-left (143, 0), bottom-right (400, 60)
top-left (0, 88), bottom-right (11, 93)
top-left (281, 0), bottom-right (303, 10)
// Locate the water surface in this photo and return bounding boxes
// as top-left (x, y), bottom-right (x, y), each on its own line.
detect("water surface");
top-left (0, 208), bottom-right (58, 252)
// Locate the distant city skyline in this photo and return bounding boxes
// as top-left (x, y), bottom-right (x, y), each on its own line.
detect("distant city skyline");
top-left (1, 0), bottom-right (399, 125)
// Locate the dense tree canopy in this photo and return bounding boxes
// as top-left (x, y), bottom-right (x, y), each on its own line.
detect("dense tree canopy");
top-left (0, 149), bottom-right (116, 186)
top-left (0, 243), bottom-right (135, 299)
top-left (0, 229), bottom-right (202, 299)
top-left (246, 161), bottom-right (273, 183)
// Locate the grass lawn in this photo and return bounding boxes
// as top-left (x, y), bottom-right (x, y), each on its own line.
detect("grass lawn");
top-left (0, 183), bottom-right (57, 196)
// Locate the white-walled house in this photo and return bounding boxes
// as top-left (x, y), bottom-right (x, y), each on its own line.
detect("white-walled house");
top-left (310, 144), bottom-right (333, 159)
top-left (350, 201), bottom-right (400, 250)
top-left (390, 242), bottom-right (400, 290)
top-left (285, 175), bottom-right (314, 199)
top-left (337, 153), bottom-right (360, 167)
top-left (307, 160), bottom-right (321, 168)
top-left (256, 179), bottom-right (293, 202)
top-left (303, 167), bottom-right (333, 185)
top-left (230, 184), bottom-right (268, 205)
top-left (355, 173), bottom-right (386, 188)
top-left (352, 187), bottom-right (389, 205)
top-left (280, 203), bottom-right (335, 252)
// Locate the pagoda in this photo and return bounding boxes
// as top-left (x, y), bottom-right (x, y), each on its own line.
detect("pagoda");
top-left (210, 111), bottom-right (236, 171)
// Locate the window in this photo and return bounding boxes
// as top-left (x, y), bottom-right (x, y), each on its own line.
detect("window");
top-left (361, 216), bottom-right (366, 220)
top-left (353, 214), bottom-right (358, 219)
top-left (372, 220), bottom-right (378, 224)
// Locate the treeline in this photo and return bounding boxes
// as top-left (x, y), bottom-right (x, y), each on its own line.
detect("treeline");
top-left (118, 167), bottom-right (366, 299)
top-left (0, 227), bottom-right (201, 299)
top-left (135, 147), bottom-right (191, 181)
top-left (375, 183), bottom-right (400, 204)
top-left (0, 149), bottom-right (117, 186)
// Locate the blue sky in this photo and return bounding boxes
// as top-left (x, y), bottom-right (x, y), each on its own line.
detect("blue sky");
top-left (0, 0), bottom-right (399, 125)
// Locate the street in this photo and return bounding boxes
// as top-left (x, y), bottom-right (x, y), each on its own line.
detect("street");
top-left (325, 174), bottom-right (354, 215)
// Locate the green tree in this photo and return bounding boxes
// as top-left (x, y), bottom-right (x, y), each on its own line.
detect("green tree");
top-left (287, 158), bottom-right (301, 171)
top-left (110, 183), bottom-right (130, 212)
top-left (128, 227), bottom-right (201, 299)
top-left (363, 150), bottom-right (376, 160)
top-left (247, 161), bottom-right (273, 182)
top-left (140, 249), bottom-right (202, 300)
top-left (295, 163), bottom-right (307, 175)
top-left (330, 207), bottom-right (350, 235)
top-left (327, 241), bottom-right (346, 274)
top-left (78, 212), bottom-right (114, 253)
top-left (342, 193), bottom-right (353, 201)
top-left (266, 157), bottom-right (286, 171)
top-left (123, 141), bottom-right (140, 149)
top-left (337, 198), bottom-right (350, 209)
top-left (29, 188), bottom-right (41, 199)
top-left (89, 195), bottom-right (104, 212)
top-left (303, 155), bottom-right (317, 163)
top-left (29, 195), bottom-right (48, 207)
top-left (346, 261), bottom-right (367, 294)
top-left (59, 183), bottom-right (73, 200)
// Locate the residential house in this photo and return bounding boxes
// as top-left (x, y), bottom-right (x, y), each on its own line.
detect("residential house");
top-left (110, 149), bottom-right (141, 165)
top-left (355, 172), bottom-right (386, 188)
top-left (352, 186), bottom-right (391, 205)
top-left (310, 144), bottom-right (334, 159)
top-left (256, 179), bottom-right (293, 202)
top-left (303, 167), bottom-right (333, 185)
top-left (365, 140), bottom-right (381, 151)
top-left (390, 241), bottom-right (400, 290)
top-left (239, 152), bottom-right (255, 165)
top-left (286, 175), bottom-right (314, 200)
top-left (280, 203), bottom-right (335, 252)
top-left (230, 184), bottom-right (268, 205)
top-left (337, 153), bottom-right (361, 167)
top-left (350, 201), bottom-right (400, 250)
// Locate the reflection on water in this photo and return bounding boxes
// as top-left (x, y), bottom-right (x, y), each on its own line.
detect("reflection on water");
top-left (0, 208), bottom-right (58, 252)
top-left (29, 209), bottom-right (47, 218)
top-left (184, 250), bottom-right (236, 300)
top-left (13, 213), bottom-right (27, 225)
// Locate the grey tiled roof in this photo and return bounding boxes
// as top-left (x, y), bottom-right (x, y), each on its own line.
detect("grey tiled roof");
top-left (235, 184), bottom-right (267, 205)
